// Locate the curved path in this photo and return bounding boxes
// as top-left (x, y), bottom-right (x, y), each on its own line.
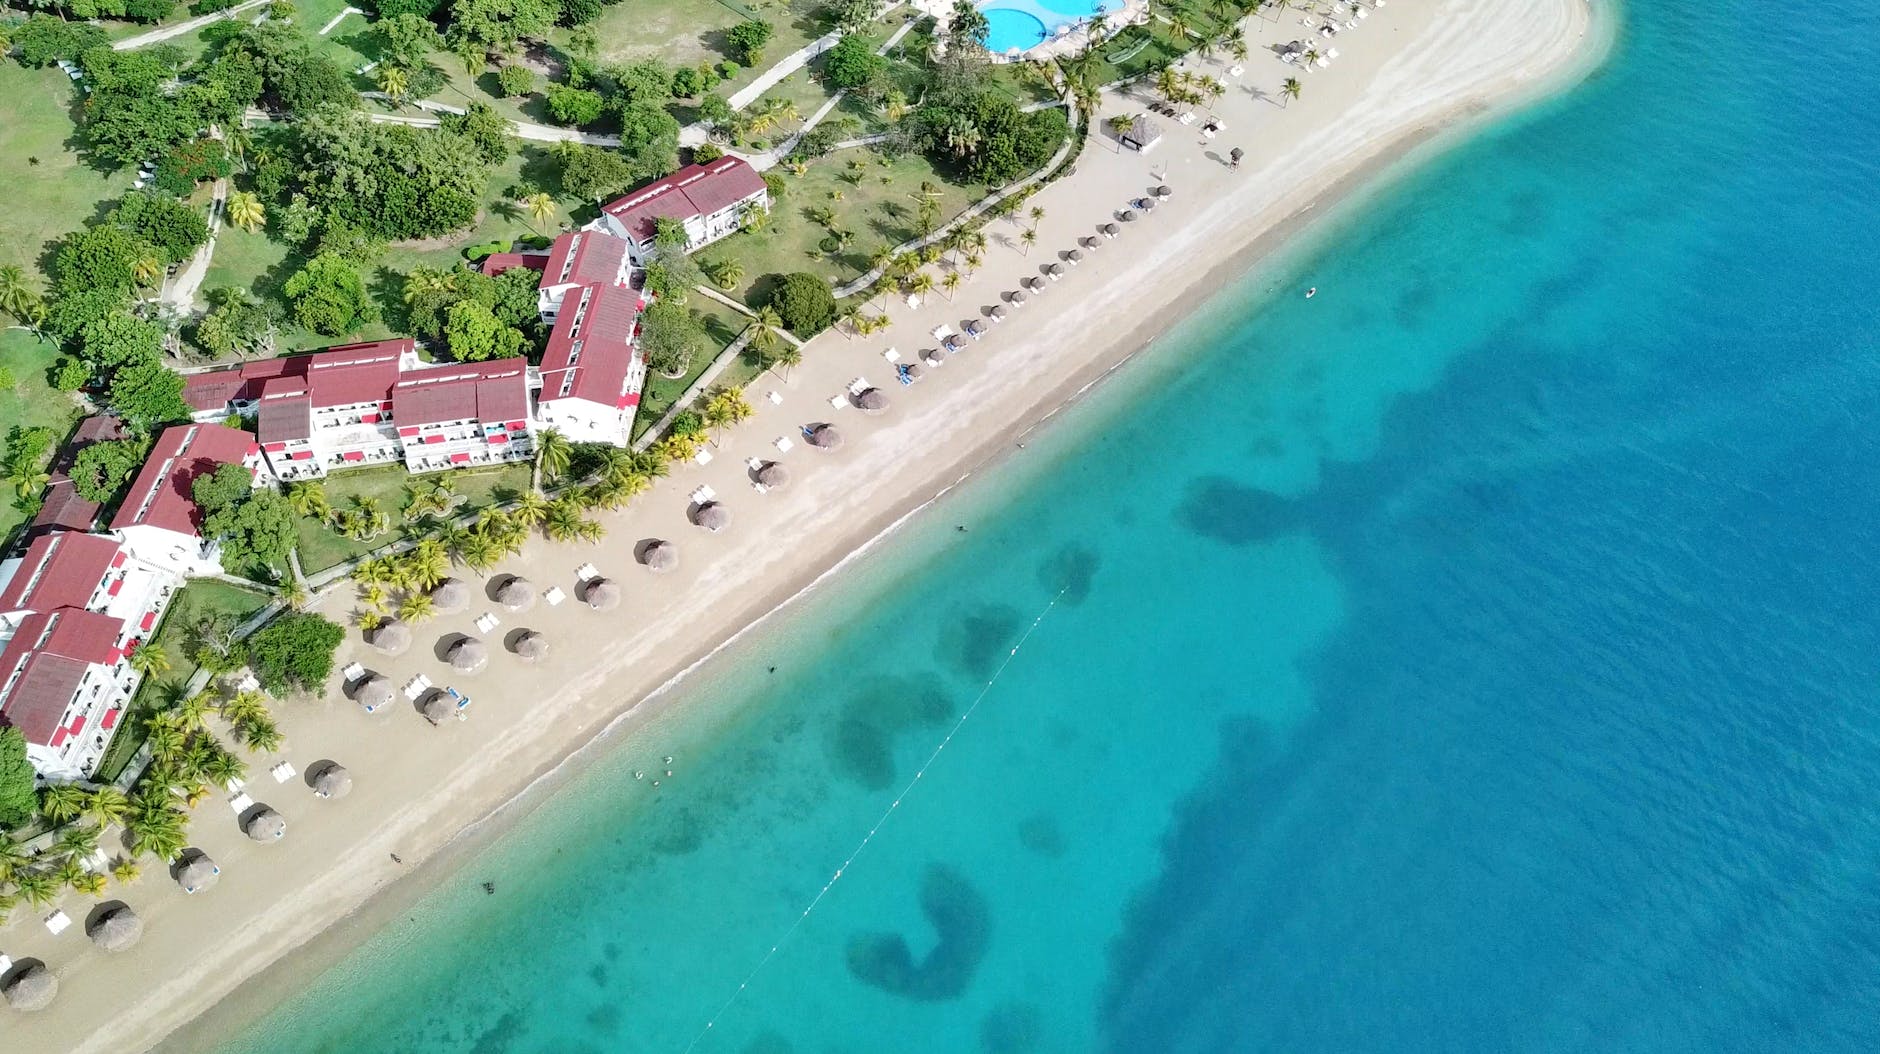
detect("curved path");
top-left (112, 0), bottom-right (270, 49)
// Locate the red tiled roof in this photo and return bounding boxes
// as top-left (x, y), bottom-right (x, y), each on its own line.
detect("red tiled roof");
top-left (481, 251), bottom-right (551, 277)
top-left (181, 340), bottom-right (412, 414)
top-left (540, 231), bottom-right (630, 291)
top-left (391, 359), bottom-right (532, 429)
top-left (539, 282), bottom-right (640, 409)
top-left (109, 423), bottom-right (258, 537)
top-left (39, 608), bottom-right (123, 666)
top-left (181, 356), bottom-right (305, 413)
top-left (602, 156), bottom-right (766, 244)
top-left (28, 480), bottom-right (99, 537)
top-left (0, 532), bottom-right (120, 613)
top-left (256, 395), bottom-right (314, 445)
top-left (0, 648), bottom-right (87, 748)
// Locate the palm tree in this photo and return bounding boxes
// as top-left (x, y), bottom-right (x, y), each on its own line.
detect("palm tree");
top-left (41, 783), bottom-right (87, 825)
top-left (54, 823), bottom-right (100, 863)
top-left (227, 190), bottom-right (266, 233)
top-left (523, 191), bottom-right (558, 233)
top-left (1168, 13), bottom-right (1192, 41)
top-left (542, 499), bottom-right (590, 542)
top-left (279, 578), bottom-right (310, 610)
top-left (7, 459), bottom-right (49, 501)
top-left (12, 867), bottom-right (57, 908)
top-left (239, 713), bottom-right (284, 754)
top-left (202, 747), bottom-right (247, 789)
top-left (943, 116), bottom-right (981, 159)
top-left (69, 868), bottom-right (108, 898)
top-left (127, 807), bottom-right (187, 862)
top-left (221, 690), bottom-right (271, 729)
top-left (511, 491), bottom-right (550, 528)
top-left (110, 857), bottom-right (141, 884)
top-left (458, 532), bottom-right (500, 572)
top-left (377, 64), bottom-right (411, 107)
top-left (286, 480), bottom-right (330, 519)
top-left (534, 429), bottom-right (570, 493)
top-left (1209, 0), bottom-right (1236, 23)
top-left (0, 263), bottom-right (44, 322)
top-left (942, 270), bottom-right (962, 301)
top-left (710, 257), bottom-right (745, 290)
top-left (770, 343), bottom-right (803, 379)
top-left (85, 786), bottom-right (130, 827)
top-left (1155, 67), bottom-right (1184, 104)
top-left (403, 266), bottom-right (458, 305)
top-left (397, 591), bottom-right (436, 624)
top-left (1029, 205), bottom-right (1046, 226)
top-left (1020, 227), bottom-right (1038, 255)
top-left (905, 270), bottom-right (936, 300)
top-left (702, 388), bottom-right (753, 439)
top-left (1282, 77), bottom-right (1302, 106)
top-left (750, 306), bottom-right (785, 355)
top-left (127, 644), bottom-right (172, 679)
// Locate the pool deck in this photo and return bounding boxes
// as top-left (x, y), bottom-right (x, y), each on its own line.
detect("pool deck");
top-left (917, 0), bottom-right (1149, 63)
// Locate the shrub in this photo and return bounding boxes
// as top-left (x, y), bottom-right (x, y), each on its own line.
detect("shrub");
top-left (245, 612), bottom-right (344, 695)
top-left (496, 63), bottom-right (535, 97)
top-left (725, 20), bottom-right (772, 66)
top-left (693, 143), bottom-right (725, 163)
top-left (767, 272), bottom-right (837, 335)
top-left (544, 84), bottom-right (605, 126)
top-left (462, 239), bottom-right (514, 261)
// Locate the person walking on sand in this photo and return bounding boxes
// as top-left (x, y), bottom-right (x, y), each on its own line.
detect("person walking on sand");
top-left (1230, 147), bottom-right (1244, 169)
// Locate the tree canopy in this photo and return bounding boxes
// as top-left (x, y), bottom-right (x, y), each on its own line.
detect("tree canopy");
top-left (766, 272), bottom-right (838, 335)
top-left (0, 729), bottom-right (37, 830)
top-left (443, 299), bottom-right (528, 361)
top-left (284, 253), bottom-right (377, 336)
top-left (245, 612), bottom-right (345, 695)
top-left (71, 439), bottom-right (147, 504)
top-left (638, 300), bottom-right (711, 376)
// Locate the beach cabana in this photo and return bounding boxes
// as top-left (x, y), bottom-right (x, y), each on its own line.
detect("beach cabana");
top-left (88, 906), bottom-right (143, 952)
top-left (495, 576), bottom-right (536, 612)
top-left (807, 424), bottom-right (844, 450)
top-left (244, 807), bottom-right (286, 843)
top-left (313, 763), bottom-right (353, 799)
top-left (423, 693), bottom-right (456, 726)
top-left (448, 637), bottom-right (489, 672)
top-left (643, 541), bottom-right (678, 574)
top-left (584, 577), bottom-right (621, 610)
top-left (177, 852), bottom-right (219, 894)
top-left (856, 388), bottom-right (889, 414)
top-left (515, 631), bottom-right (548, 662)
top-left (353, 674), bottom-right (393, 713)
top-left (432, 578), bottom-right (470, 613)
top-left (368, 619), bottom-right (411, 655)
top-left (756, 461), bottom-right (790, 489)
top-left (1120, 116), bottom-right (1164, 154)
top-left (3, 964), bottom-right (56, 1012)
top-left (695, 502), bottom-right (731, 532)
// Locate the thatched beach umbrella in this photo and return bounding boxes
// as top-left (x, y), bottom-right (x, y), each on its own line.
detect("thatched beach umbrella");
top-left (1101, 222), bottom-right (1120, 237)
top-left (1154, 184), bottom-right (1172, 199)
top-left (1046, 263), bottom-right (1066, 278)
top-left (965, 319), bottom-right (986, 337)
top-left (448, 637), bottom-right (488, 672)
top-left (1119, 209), bottom-right (1137, 222)
top-left (515, 631), bottom-right (548, 662)
top-left (1067, 248), bottom-right (1084, 264)
top-left (807, 424), bottom-right (844, 450)
top-left (902, 362), bottom-right (924, 383)
top-left (3, 964), bottom-right (56, 1012)
top-left (1081, 235), bottom-right (1100, 250)
top-left (922, 348), bottom-right (946, 366)
top-left (432, 578), bottom-right (470, 613)
top-left (584, 577), bottom-right (621, 610)
top-left (353, 674), bottom-right (393, 713)
top-left (368, 619), bottom-right (411, 655)
top-left (495, 576), bottom-right (535, 612)
top-left (423, 693), bottom-right (455, 725)
top-left (1009, 289), bottom-right (1028, 306)
top-left (244, 807), bottom-right (286, 842)
top-left (88, 906), bottom-right (143, 952)
top-left (643, 541), bottom-right (678, 574)
top-left (313, 763), bottom-right (352, 799)
top-left (695, 502), bottom-right (730, 532)
top-left (756, 461), bottom-right (790, 489)
top-left (1138, 197), bottom-right (1157, 212)
top-left (856, 388), bottom-right (888, 414)
top-left (990, 304), bottom-right (1008, 321)
top-left (177, 852), bottom-right (218, 894)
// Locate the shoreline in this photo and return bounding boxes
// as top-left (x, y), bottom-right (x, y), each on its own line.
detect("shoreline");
top-left (7, 1), bottom-right (1611, 1048)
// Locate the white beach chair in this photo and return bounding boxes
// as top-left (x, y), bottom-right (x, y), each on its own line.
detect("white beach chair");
top-left (1227, 64), bottom-right (1245, 78)
top-left (403, 674), bottom-right (432, 700)
top-left (543, 586), bottom-right (566, 606)
top-left (224, 776), bottom-right (246, 793)
top-left (691, 484), bottom-right (717, 504)
top-left (341, 661), bottom-right (365, 682)
top-left (0, 954), bottom-right (12, 973)
top-left (693, 447), bottom-right (713, 465)
top-left (931, 324), bottom-right (956, 341)
top-left (475, 612), bottom-right (500, 634)
top-left (270, 761), bottom-right (296, 784)
top-left (744, 456), bottom-right (764, 469)
top-left (228, 792), bottom-right (254, 813)
top-left (881, 346), bottom-right (901, 363)
top-left (847, 377), bottom-right (871, 394)
top-left (44, 911), bottom-right (70, 936)
top-left (766, 390), bottom-right (783, 405)
top-left (575, 562), bottom-right (599, 582)
top-left (828, 394), bottom-right (847, 409)
top-left (752, 481), bottom-right (770, 494)
top-left (773, 436), bottom-right (794, 453)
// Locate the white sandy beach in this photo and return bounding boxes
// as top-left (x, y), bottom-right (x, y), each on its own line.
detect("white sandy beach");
top-left (1, 0), bottom-right (1604, 1047)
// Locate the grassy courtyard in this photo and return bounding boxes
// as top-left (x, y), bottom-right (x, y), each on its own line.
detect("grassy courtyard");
top-left (0, 328), bottom-right (86, 546)
top-left (0, 62), bottom-right (125, 278)
top-left (291, 460), bottom-right (532, 574)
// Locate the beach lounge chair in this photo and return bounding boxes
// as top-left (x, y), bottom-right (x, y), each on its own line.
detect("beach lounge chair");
top-left (774, 436), bottom-right (794, 453)
top-left (0, 954), bottom-right (12, 973)
top-left (447, 687), bottom-right (471, 718)
top-left (229, 792), bottom-right (254, 813)
top-left (828, 394), bottom-right (847, 409)
top-left (931, 324), bottom-right (956, 341)
top-left (544, 586), bottom-right (566, 606)
top-left (575, 562), bottom-right (599, 582)
top-left (1228, 64), bottom-right (1245, 78)
top-left (270, 761), bottom-right (296, 784)
top-left (847, 377), bottom-right (870, 394)
top-left (752, 481), bottom-right (769, 494)
top-left (693, 447), bottom-right (713, 465)
top-left (767, 390), bottom-right (783, 405)
top-left (44, 910), bottom-right (71, 936)
top-left (881, 347), bottom-right (901, 363)
top-left (475, 612), bottom-right (500, 634)
top-left (342, 661), bottom-right (365, 682)
top-left (224, 776), bottom-right (246, 793)
top-left (404, 674), bottom-right (432, 700)
top-left (692, 484), bottom-right (717, 503)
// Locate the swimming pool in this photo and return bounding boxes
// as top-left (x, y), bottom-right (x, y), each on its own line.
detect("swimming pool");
top-left (979, 0), bottom-right (1125, 57)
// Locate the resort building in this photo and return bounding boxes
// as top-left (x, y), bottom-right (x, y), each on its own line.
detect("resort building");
top-left (535, 228), bottom-right (635, 322)
top-left (596, 156), bottom-right (769, 260)
top-left (109, 422), bottom-right (265, 577)
top-left (183, 340), bottom-right (541, 477)
top-left (0, 532), bottom-right (180, 779)
top-left (535, 280), bottom-right (647, 446)
top-left (25, 415), bottom-right (129, 542)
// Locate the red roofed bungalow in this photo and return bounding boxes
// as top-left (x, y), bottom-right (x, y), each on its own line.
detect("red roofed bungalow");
top-left (109, 422), bottom-right (263, 575)
top-left (533, 282), bottom-right (646, 446)
top-left (598, 156), bottom-right (769, 260)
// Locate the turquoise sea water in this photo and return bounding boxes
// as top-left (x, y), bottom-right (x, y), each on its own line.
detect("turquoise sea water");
top-left (215, 1), bottom-right (1880, 1051)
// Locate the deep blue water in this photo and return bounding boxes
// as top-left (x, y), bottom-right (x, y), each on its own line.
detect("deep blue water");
top-left (213, 0), bottom-right (1880, 1051)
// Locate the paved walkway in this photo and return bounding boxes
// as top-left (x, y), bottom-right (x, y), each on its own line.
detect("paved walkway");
top-left (631, 322), bottom-right (758, 452)
top-left (247, 104), bottom-right (623, 147)
top-left (318, 4), bottom-right (362, 35)
top-left (164, 177), bottom-right (226, 314)
top-left (745, 21), bottom-right (918, 170)
top-left (113, 0), bottom-right (270, 49)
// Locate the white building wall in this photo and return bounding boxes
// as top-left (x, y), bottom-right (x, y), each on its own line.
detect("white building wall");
top-left (115, 524), bottom-right (221, 578)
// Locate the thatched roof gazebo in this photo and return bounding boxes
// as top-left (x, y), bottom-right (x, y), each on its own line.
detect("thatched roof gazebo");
top-left (495, 576), bottom-right (535, 612)
top-left (855, 388), bottom-right (888, 414)
top-left (432, 578), bottom-right (470, 613)
top-left (448, 637), bottom-right (488, 672)
top-left (88, 906), bottom-right (143, 952)
top-left (990, 304), bottom-right (1008, 320)
top-left (808, 424), bottom-right (843, 450)
top-left (353, 674), bottom-right (393, 713)
top-left (423, 692), bottom-right (456, 725)
top-left (1100, 222), bottom-right (1120, 238)
top-left (1067, 247), bottom-right (1084, 264)
top-left (643, 541), bottom-right (678, 574)
top-left (1154, 184), bottom-right (1172, 199)
top-left (1119, 115), bottom-right (1163, 153)
top-left (756, 461), bottom-right (789, 489)
top-left (368, 619), bottom-right (411, 655)
top-left (177, 852), bottom-right (218, 894)
top-left (1009, 289), bottom-right (1027, 306)
top-left (515, 631), bottom-right (548, 662)
top-left (903, 363), bottom-right (924, 383)
top-left (695, 502), bottom-right (730, 532)
top-left (584, 577), bottom-right (621, 611)
top-left (3, 964), bottom-right (56, 1011)
top-left (244, 807), bottom-right (286, 843)
top-left (313, 763), bottom-right (352, 799)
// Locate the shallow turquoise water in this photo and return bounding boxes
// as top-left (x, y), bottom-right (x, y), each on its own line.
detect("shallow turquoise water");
top-left (216, 0), bottom-right (1880, 1050)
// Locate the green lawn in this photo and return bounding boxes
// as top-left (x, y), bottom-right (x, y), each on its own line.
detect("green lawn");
top-left (1082, 4), bottom-right (1238, 86)
top-left (632, 297), bottom-right (749, 438)
top-left (584, 0), bottom-right (829, 97)
top-left (97, 578), bottom-right (274, 782)
top-left (0, 63), bottom-right (125, 279)
top-left (691, 146), bottom-right (977, 309)
top-left (0, 329), bottom-right (86, 547)
top-left (292, 461), bottom-right (532, 574)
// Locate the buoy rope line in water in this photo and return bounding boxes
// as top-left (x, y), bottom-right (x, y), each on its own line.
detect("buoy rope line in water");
top-left (684, 587), bottom-right (1069, 1052)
